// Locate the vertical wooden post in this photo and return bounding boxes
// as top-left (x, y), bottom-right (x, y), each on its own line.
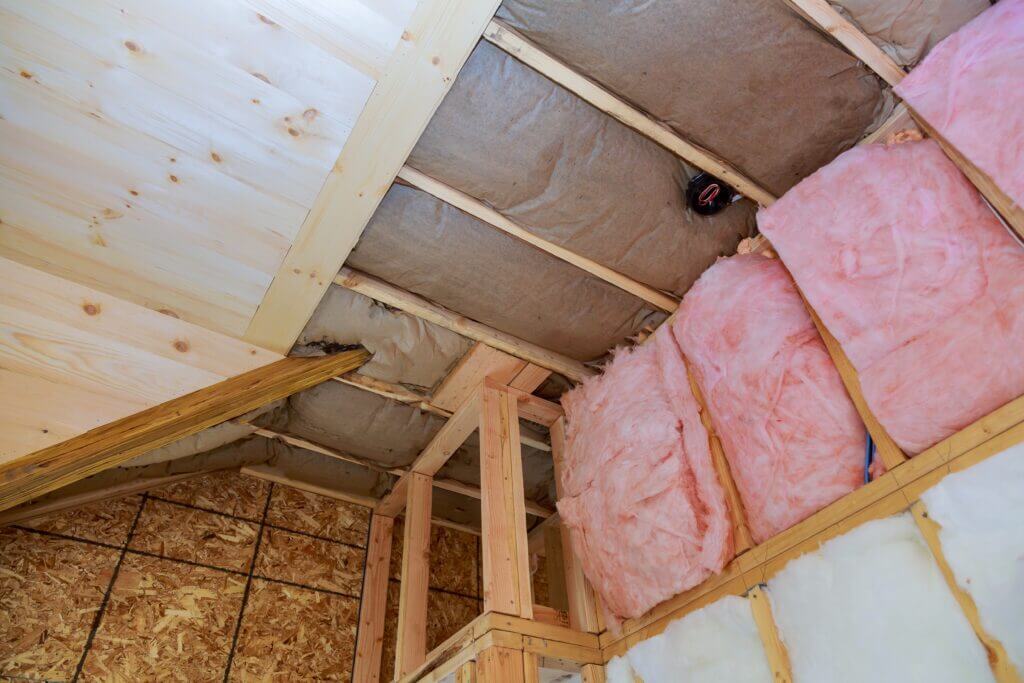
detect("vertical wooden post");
top-left (395, 473), bottom-right (433, 677)
top-left (477, 646), bottom-right (526, 682)
top-left (910, 502), bottom-right (1019, 682)
top-left (456, 660), bottom-right (477, 683)
top-left (550, 417), bottom-right (601, 633)
top-left (522, 652), bottom-right (541, 683)
top-left (581, 664), bottom-right (607, 683)
top-left (353, 514), bottom-right (394, 683)
top-left (748, 585), bottom-right (793, 683)
top-left (480, 381), bottom-right (533, 618)
top-left (543, 525), bottom-right (570, 612)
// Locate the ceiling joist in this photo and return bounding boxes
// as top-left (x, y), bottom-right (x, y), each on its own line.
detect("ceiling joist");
top-left (483, 20), bottom-right (777, 207)
top-left (336, 267), bottom-right (594, 382)
top-left (244, 0), bottom-right (505, 353)
top-left (398, 166), bottom-right (679, 312)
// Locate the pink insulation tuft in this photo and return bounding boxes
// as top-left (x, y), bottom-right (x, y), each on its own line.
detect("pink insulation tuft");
top-left (895, 0), bottom-right (1024, 209)
top-left (558, 326), bottom-right (733, 621)
top-left (758, 140), bottom-right (1024, 455)
top-left (672, 255), bottom-right (865, 544)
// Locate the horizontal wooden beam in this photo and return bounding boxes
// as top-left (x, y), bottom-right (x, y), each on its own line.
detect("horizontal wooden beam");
top-left (782, 0), bottom-right (905, 86)
top-left (337, 267), bottom-right (594, 382)
top-left (601, 394), bottom-right (1024, 656)
top-left (244, 0), bottom-right (504, 353)
top-left (483, 20), bottom-right (776, 207)
top-left (251, 427), bottom-right (554, 517)
top-left (0, 350), bottom-right (370, 512)
top-left (398, 166), bottom-right (678, 312)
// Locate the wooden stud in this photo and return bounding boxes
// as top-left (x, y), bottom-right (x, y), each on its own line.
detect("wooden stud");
top-left (337, 268), bottom-right (593, 382)
top-left (910, 502), bottom-right (1021, 683)
top-left (395, 473), bottom-right (433, 677)
top-left (477, 646), bottom-right (526, 683)
top-left (244, 0), bottom-right (504, 352)
top-left (399, 166), bottom-right (679, 312)
top-left (544, 524), bottom-right (571, 613)
top-left (686, 364), bottom-right (755, 552)
top-left (0, 350), bottom-right (369, 512)
top-left (747, 586), bottom-right (793, 683)
top-left (581, 664), bottom-right (607, 683)
top-left (601, 402), bottom-right (1024, 655)
top-left (799, 296), bottom-right (907, 470)
top-left (482, 21), bottom-right (776, 207)
top-left (522, 652), bottom-right (541, 683)
top-left (480, 383), bottom-right (534, 618)
top-left (782, 0), bottom-right (905, 86)
top-left (354, 514), bottom-right (395, 683)
top-left (456, 660), bottom-right (477, 683)
top-left (509, 364), bottom-right (553, 393)
top-left (862, 103), bottom-right (918, 145)
top-left (550, 417), bottom-right (602, 633)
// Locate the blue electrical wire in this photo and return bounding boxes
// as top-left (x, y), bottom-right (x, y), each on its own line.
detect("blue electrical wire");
top-left (864, 430), bottom-right (875, 484)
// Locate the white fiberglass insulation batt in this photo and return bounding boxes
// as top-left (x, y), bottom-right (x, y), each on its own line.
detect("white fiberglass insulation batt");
top-left (759, 140), bottom-right (1024, 454)
top-left (921, 440), bottom-right (1024, 672)
top-left (618, 596), bottom-right (772, 683)
top-left (558, 325), bottom-right (732, 621)
top-left (768, 514), bottom-right (994, 683)
top-left (896, 0), bottom-right (1024, 209)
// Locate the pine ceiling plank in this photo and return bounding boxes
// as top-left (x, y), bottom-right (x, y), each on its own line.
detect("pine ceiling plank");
top-left (244, 0), bottom-right (504, 353)
top-left (0, 257), bottom-right (281, 465)
top-left (0, 349), bottom-right (369, 512)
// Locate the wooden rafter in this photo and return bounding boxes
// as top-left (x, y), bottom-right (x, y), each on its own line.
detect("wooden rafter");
top-left (398, 166), bottom-right (679, 312)
top-left (0, 350), bottom-right (369, 512)
top-left (337, 267), bottom-right (594, 382)
top-left (244, 0), bottom-right (504, 353)
top-left (250, 426), bottom-right (555, 518)
top-left (483, 20), bottom-right (777, 207)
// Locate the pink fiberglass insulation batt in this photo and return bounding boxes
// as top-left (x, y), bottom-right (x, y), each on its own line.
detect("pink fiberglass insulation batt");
top-left (672, 255), bottom-right (865, 544)
top-left (758, 140), bottom-right (1024, 455)
top-left (895, 0), bottom-right (1024, 209)
top-left (559, 325), bottom-right (733, 620)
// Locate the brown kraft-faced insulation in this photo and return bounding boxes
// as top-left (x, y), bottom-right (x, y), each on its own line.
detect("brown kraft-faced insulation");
top-left (404, 41), bottom-right (755, 298)
top-left (831, 0), bottom-right (989, 67)
top-left (292, 285), bottom-right (472, 391)
top-left (495, 0), bottom-right (891, 194)
top-left (348, 184), bottom-right (665, 362)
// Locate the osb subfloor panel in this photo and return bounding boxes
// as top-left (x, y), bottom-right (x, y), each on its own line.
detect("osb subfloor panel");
top-left (0, 471), bottom-right (390, 682)
top-left (381, 521), bottom-right (483, 682)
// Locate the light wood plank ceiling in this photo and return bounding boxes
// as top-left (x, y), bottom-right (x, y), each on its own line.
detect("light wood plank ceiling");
top-left (0, 0), bottom-right (416, 337)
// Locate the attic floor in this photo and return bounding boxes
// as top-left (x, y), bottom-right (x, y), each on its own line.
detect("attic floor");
top-left (0, 472), bottom-right (489, 681)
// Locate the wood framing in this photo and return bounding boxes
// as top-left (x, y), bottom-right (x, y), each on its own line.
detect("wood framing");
top-left (245, 0), bottom-right (504, 353)
top-left (480, 381), bottom-right (534, 618)
top-left (910, 502), bottom-right (1019, 683)
top-left (337, 267), bottom-right (594, 382)
top-left (550, 418), bottom-right (602, 634)
top-left (748, 585), bottom-right (793, 682)
top-left (396, 473), bottom-right (434, 677)
top-left (783, 0), bottom-right (905, 86)
top-left (398, 166), bottom-right (679, 312)
top-left (599, 393), bottom-right (1024, 669)
top-left (482, 21), bottom-right (776, 207)
top-left (0, 349), bottom-right (369, 512)
top-left (354, 514), bottom-right (395, 683)
top-left (477, 646), bottom-right (525, 682)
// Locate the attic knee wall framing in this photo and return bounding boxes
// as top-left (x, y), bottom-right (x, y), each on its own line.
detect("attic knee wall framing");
top-left (353, 377), bottom-right (600, 682)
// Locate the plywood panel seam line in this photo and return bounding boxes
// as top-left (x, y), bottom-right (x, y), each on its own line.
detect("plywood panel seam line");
top-left (481, 19), bottom-right (777, 207)
top-left (70, 491), bottom-right (148, 681)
